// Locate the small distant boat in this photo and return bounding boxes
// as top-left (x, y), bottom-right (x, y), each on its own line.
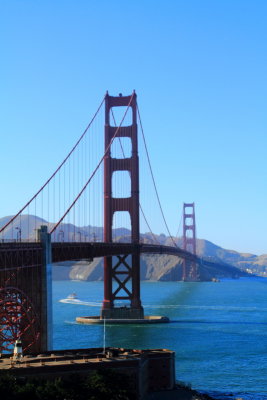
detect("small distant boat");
top-left (59, 293), bottom-right (83, 304)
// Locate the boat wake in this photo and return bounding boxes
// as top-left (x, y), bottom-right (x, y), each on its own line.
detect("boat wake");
top-left (59, 299), bottom-right (102, 306)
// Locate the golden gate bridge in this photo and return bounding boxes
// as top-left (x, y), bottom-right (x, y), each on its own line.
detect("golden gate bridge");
top-left (0, 91), bottom-right (213, 354)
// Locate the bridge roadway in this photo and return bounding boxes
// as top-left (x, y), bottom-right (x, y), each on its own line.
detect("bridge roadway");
top-left (0, 241), bottom-right (198, 269)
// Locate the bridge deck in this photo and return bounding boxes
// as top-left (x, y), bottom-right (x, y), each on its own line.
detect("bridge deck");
top-left (0, 242), bottom-right (195, 268)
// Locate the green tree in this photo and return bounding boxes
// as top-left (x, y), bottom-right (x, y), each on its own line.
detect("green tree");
top-left (0, 369), bottom-right (135, 400)
top-left (85, 369), bottom-right (135, 400)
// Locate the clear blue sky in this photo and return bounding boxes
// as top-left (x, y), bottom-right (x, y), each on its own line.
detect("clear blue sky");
top-left (1, 0), bottom-right (266, 255)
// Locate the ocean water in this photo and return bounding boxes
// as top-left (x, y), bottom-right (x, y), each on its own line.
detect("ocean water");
top-left (53, 278), bottom-right (267, 400)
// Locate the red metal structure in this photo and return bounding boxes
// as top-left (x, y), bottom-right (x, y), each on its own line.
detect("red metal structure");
top-left (0, 226), bottom-right (53, 354)
top-left (182, 203), bottom-right (197, 281)
top-left (0, 240), bottom-right (47, 353)
top-left (101, 92), bottom-right (144, 319)
top-left (0, 286), bottom-right (40, 352)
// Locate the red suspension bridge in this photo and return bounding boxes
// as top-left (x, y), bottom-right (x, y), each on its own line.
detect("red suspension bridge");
top-left (0, 92), bottom-right (210, 354)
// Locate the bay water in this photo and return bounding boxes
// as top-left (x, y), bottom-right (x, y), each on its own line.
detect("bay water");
top-left (53, 277), bottom-right (267, 400)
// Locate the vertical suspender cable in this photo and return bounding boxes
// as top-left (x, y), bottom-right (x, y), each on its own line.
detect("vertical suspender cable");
top-left (50, 93), bottom-right (135, 235)
top-left (0, 95), bottom-right (105, 235)
top-left (110, 108), bottom-right (158, 244)
top-left (137, 104), bottom-right (177, 247)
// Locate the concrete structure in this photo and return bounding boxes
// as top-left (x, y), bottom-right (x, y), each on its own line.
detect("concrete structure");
top-left (0, 347), bottom-right (175, 399)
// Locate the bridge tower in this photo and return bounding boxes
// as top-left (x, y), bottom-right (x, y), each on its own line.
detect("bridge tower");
top-left (182, 202), bottom-right (197, 281)
top-left (101, 92), bottom-right (144, 320)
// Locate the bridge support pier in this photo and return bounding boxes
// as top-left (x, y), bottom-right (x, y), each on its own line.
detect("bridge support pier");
top-left (101, 307), bottom-right (144, 320)
top-left (38, 225), bottom-right (53, 351)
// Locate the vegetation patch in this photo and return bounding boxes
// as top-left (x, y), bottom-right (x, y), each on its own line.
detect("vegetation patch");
top-left (0, 369), bottom-right (135, 400)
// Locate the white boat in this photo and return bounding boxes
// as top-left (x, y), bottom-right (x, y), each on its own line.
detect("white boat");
top-left (59, 293), bottom-right (83, 304)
